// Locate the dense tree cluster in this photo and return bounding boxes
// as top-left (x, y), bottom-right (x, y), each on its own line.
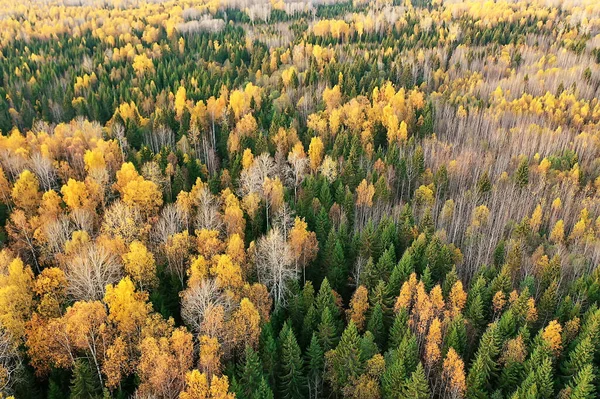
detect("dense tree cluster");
top-left (1, 0), bottom-right (600, 398)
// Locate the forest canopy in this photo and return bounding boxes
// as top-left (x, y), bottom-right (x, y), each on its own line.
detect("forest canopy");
top-left (1, 0), bottom-right (600, 398)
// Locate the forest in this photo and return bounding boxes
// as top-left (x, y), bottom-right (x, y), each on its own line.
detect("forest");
top-left (1, 0), bottom-right (600, 398)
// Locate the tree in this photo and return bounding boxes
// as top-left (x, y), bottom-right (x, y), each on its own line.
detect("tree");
top-left (514, 157), bottom-right (529, 188)
top-left (442, 348), bottom-right (466, 399)
top-left (65, 243), bottom-right (123, 301)
top-left (326, 322), bottom-right (363, 395)
top-left (229, 298), bottom-right (261, 352)
top-left (347, 286), bottom-right (369, 332)
top-left (308, 137), bottom-right (324, 173)
top-left (402, 363), bottom-right (430, 399)
top-left (138, 327), bottom-right (194, 398)
top-left (288, 217), bottom-right (318, 283)
top-left (256, 227), bottom-right (295, 306)
top-left (122, 240), bottom-right (157, 291)
top-left (69, 359), bottom-right (102, 399)
top-left (239, 345), bottom-right (264, 399)
top-left (306, 333), bottom-right (324, 399)
top-left (199, 335), bottom-right (221, 379)
top-left (466, 323), bottom-right (500, 399)
top-left (567, 364), bottom-right (596, 399)
top-left (279, 324), bottom-right (306, 399)
top-left (0, 255), bottom-right (34, 341)
top-left (11, 170), bottom-right (41, 213)
top-left (180, 370), bottom-right (235, 399)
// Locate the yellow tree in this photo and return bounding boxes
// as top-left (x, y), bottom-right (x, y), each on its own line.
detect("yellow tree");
top-left (0, 254), bottom-right (34, 341)
top-left (175, 86), bottom-right (188, 121)
top-left (122, 178), bottom-right (163, 217)
top-left (199, 335), bottom-right (221, 379)
top-left (180, 370), bottom-right (235, 399)
top-left (64, 301), bottom-right (108, 386)
top-left (347, 285), bottom-right (369, 332)
top-left (288, 216), bottom-right (318, 280)
top-left (11, 170), bottom-right (41, 214)
top-left (211, 254), bottom-right (244, 293)
top-left (308, 136), bottom-right (324, 173)
top-left (33, 267), bottom-right (67, 318)
top-left (103, 277), bottom-right (151, 338)
top-left (228, 298), bottom-right (261, 352)
top-left (442, 348), bottom-right (466, 399)
top-left (138, 327), bottom-right (194, 398)
top-left (263, 176), bottom-right (284, 228)
top-left (122, 241), bottom-right (158, 291)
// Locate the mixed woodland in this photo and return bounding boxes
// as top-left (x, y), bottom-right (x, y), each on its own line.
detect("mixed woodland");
top-left (1, 0), bottom-right (600, 398)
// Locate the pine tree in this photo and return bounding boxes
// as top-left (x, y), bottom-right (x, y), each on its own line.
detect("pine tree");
top-left (359, 331), bottom-right (380, 362)
top-left (367, 303), bottom-right (385, 350)
top-left (306, 334), bottom-right (324, 399)
top-left (240, 345), bottom-right (264, 399)
top-left (389, 309), bottom-right (410, 349)
top-left (326, 322), bottom-right (363, 395)
top-left (568, 364), bottom-right (596, 399)
top-left (382, 351), bottom-right (406, 399)
top-left (389, 252), bottom-right (414, 296)
top-left (443, 315), bottom-right (467, 357)
top-left (327, 240), bottom-right (347, 296)
top-left (252, 377), bottom-right (274, 399)
top-left (466, 323), bottom-right (500, 399)
top-left (421, 266), bottom-right (433, 292)
top-left (260, 324), bottom-right (278, 387)
top-left (401, 362), bottom-right (430, 399)
top-left (318, 306), bottom-right (339, 352)
top-left (69, 359), bottom-right (102, 399)
top-left (515, 157), bottom-right (529, 188)
top-left (279, 324), bottom-right (306, 399)
top-left (561, 336), bottom-right (595, 382)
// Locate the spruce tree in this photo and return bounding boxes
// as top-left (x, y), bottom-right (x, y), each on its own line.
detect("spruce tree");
top-left (466, 323), bottom-right (501, 399)
top-left (401, 362), bottom-right (430, 399)
top-left (252, 378), bottom-right (274, 399)
top-left (388, 252), bottom-right (414, 296)
top-left (389, 309), bottom-right (410, 349)
top-left (317, 307), bottom-right (339, 352)
top-left (306, 333), bottom-right (324, 399)
top-left (69, 359), bottom-right (102, 399)
top-left (327, 322), bottom-right (363, 395)
top-left (367, 303), bottom-right (385, 350)
top-left (279, 324), bottom-right (306, 399)
top-left (569, 364), bottom-right (596, 399)
top-left (239, 345), bottom-right (264, 399)
top-left (382, 353), bottom-right (406, 399)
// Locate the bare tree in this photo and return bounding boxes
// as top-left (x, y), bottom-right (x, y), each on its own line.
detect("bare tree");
top-left (181, 278), bottom-right (231, 335)
top-left (0, 326), bottom-right (21, 395)
top-left (29, 153), bottom-right (57, 191)
top-left (194, 189), bottom-right (223, 232)
top-left (255, 226), bottom-right (295, 306)
top-left (152, 204), bottom-right (185, 246)
top-left (66, 244), bottom-right (123, 301)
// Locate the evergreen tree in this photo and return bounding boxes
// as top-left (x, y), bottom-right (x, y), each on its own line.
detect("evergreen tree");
top-left (69, 359), bottom-right (102, 399)
top-left (382, 352), bottom-right (406, 399)
top-left (306, 334), bottom-right (324, 399)
top-left (239, 345), bottom-right (264, 399)
top-left (252, 377), bottom-right (274, 399)
top-left (389, 309), bottom-right (410, 349)
top-left (317, 306), bottom-right (339, 352)
top-left (401, 363), bottom-right (430, 399)
top-left (367, 303), bottom-right (385, 350)
top-left (466, 323), bottom-right (501, 399)
top-left (279, 324), bottom-right (306, 399)
top-left (515, 157), bottom-right (529, 188)
top-left (326, 322), bottom-right (363, 395)
top-left (388, 252), bottom-right (414, 295)
top-left (568, 364), bottom-right (596, 399)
